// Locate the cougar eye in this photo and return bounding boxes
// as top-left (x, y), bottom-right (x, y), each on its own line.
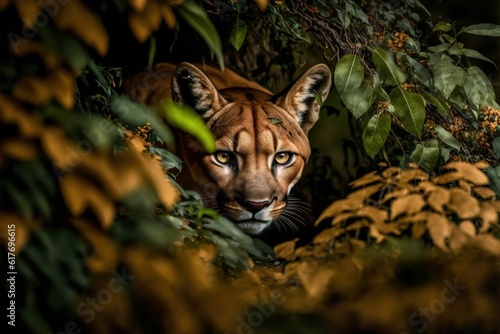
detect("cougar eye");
top-left (214, 151), bottom-right (232, 164)
top-left (274, 152), bottom-right (293, 165)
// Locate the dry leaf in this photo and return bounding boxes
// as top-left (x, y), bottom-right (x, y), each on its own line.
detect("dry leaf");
top-left (53, 0), bottom-right (109, 56)
top-left (448, 224), bottom-right (470, 252)
top-left (390, 193), bottom-right (426, 219)
top-left (315, 199), bottom-right (361, 226)
top-left (274, 238), bottom-right (298, 261)
top-left (440, 161), bottom-right (490, 185)
top-left (447, 188), bottom-right (481, 219)
top-left (426, 213), bottom-right (451, 250)
top-left (479, 202), bottom-right (498, 233)
top-left (473, 186), bottom-right (496, 200)
top-left (313, 226), bottom-right (344, 245)
top-left (349, 171), bottom-right (383, 188)
top-left (459, 221), bottom-right (476, 237)
top-left (427, 186), bottom-right (450, 213)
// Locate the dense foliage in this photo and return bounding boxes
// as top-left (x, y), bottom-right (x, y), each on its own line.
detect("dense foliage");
top-left (1, 0), bottom-right (500, 333)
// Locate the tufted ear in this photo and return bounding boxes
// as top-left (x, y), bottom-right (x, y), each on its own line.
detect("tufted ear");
top-left (276, 64), bottom-right (332, 134)
top-left (172, 62), bottom-right (227, 119)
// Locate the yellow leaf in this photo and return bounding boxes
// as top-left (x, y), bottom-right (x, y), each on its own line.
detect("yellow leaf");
top-left (0, 213), bottom-right (39, 254)
top-left (438, 161), bottom-right (490, 185)
top-left (129, 0), bottom-right (148, 11)
top-left (253, 0), bottom-right (269, 11)
top-left (128, 10), bottom-right (152, 42)
top-left (160, 3), bottom-right (176, 29)
top-left (411, 221), bottom-right (426, 238)
top-left (87, 185), bottom-right (116, 229)
top-left (315, 198), bottom-right (361, 226)
top-left (459, 220), bottom-right (476, 236)
top-left (479, 202), bottom-right (498, 233)
top-left (357, 206), bottom-right (388, 224)
top-left (447, 188), bottom-right (481, 219)
top-left (427, 186), bottom-right (450, 213)
top-left (297, 267), bottom-right (335, 300)
top-left (448, 224), bottom-right (470, 252)
top-left (49, 68), bottom-right (75, 109)
top-left (13, 76), bottom-right (52, 106)
top-left (274, 238), bottom-right (298, 261)
top-left (2, 139), bottom-right (38, 160)
top-left (426, 212), bottom-right (451, 250)
top-left (395, 168), bottom-right (428, 184)
top-left (60, 174), bottom-right (91, 216)
top-left (144, 1), bottom-right (162, 31)
top-left (473, 186), bottom-right (496, 200)
top-left (349, 170), bottom-right (383, 188)
top-left (10, 41), bottom-right (61, 69)
top-left (14, 0), bottom-right (39, 28)
top-left (0, 94), bottom-right (42, 137)
top-left (390, 193), bottom-right (426, 219)
top-left (71, 218), bottom-right (119, 273)
top-left (53, 0), bottom-right (109, 56)
top-left (313, 226), bottom-right (344, 245)
top-left (369, 224), bottom-right (385, 243)
top-left (472, 234), bottom-right (500, 255)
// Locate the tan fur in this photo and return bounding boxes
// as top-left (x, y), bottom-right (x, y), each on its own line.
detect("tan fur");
top-left (124, 62), bottom-right (332, 235)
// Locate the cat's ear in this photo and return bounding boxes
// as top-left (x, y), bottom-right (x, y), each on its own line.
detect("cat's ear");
top-left (172, 62), bottom-right (227, 119)
top-left (276, 64), bottom-right (332, 134)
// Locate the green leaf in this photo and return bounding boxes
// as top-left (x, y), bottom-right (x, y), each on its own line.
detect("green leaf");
top-left (493, 137), bottom-right (500, 158)
top-left (428, 43), bottom-right (450, 53)
top-left (461, 23), bottom-right (500, 37)
top-left (334, 54), bottom-right (364, 95)
top-left (406, 56), bottom-right (431, 87)
top-left (410, 142), bottom-right (439, 172)
top-left (176, 0), bottom-right (224, 70)
top-left (461, 48), bottom-right (496, 66)
top-left (435, 125), bottom-right (461, 150)
top-left (463, 66), bottom-right (498, 109)
top-left (390, 87), bottom-right (426, 139)
top-left (230, 17), bottom-right (247, 51)
top-left (420, 90), bottom-right (449, 118)
top-left (373, 75), bottom-right (390, 101)
top-left (371, 47), bottom-right (407, 85)
top-left (428, 54), bottom-right (465, 99)
top-left (433, 21), bottom-right (452, 32)
top-left (39, 27), bottom-right (89, 70)
top-left (362, 112), bottom-right (392, 158)
top-left (342, 79), bottom-right (375, 119)
top-left (162, 100), bottom-right (215, 153)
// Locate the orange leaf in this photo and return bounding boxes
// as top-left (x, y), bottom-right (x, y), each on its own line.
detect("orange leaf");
top-left (0, 213), bottom-right (39, 254)
top-left (472, 234), bottom-right (500, 256)
top-left (0, 0), bottom-right (9, 11)
top-left (128, 10), bottom-right (152, 43)
top-left (390, 193), bottom-right (426, 219)
top-left (10, 41), bottom-right (61, 69)
top-left (53, 0), bottom-right (109, 56)
top-left (0, 94), bottom-right (42, 137)
top-left (426, 212), bottom-right (451, 250)
top-left (349, 170), bottom-right (383, 188)
top-left (448, 224), bottom-right (470, 252)
top-left (143, 1), bottom-right (162, 31)
top-left (129, 0), bottom-right (148, 11)
top-left (439, 161), bottom-right (490, 185)
top-left (459, 220), bottom-right (476, 236)
top-left (473, 186), bottom-right (496, 200)
top-left (479, 202), bottom-right (498, 233)
top-left (274, 238), bottom-right (298, 261)
top-left (14, 0), bottom-right (39, 28)
top-left (60, 174), bottom-right (91, 216)
top-left (395, 168), bottom-right (428, 184)
top-left (447, 188), bottom-right (481, 219)
top-left (160, 3), bottom-right (176, 29)
top-left (315, 198), bottom-right (361, 226)
top-left (253, 0), bottom-right (269, 11)
top-left (13, 76), bottom-right (52, 106)
top-left (427, 186), bottom-right (450, 213)
top-left (49, 68), bottom-right (75, 109)
top-left (2, 139), bottom-right (38, 160)
top-left (313, 226), bottom-right (344, 245)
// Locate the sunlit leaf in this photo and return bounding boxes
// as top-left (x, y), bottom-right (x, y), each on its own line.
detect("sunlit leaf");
top-left (162, 100), bottom-right (215, 153)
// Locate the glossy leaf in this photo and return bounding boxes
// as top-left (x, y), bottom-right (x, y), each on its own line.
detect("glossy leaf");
top-left (390, 87), bottom-right (426, 139)
top-left (362, 112), bottom-right (391, 158)
top-left (162, 100), bottom-right (215, 153)
top-left (372, 47), bottom-right (407, 85)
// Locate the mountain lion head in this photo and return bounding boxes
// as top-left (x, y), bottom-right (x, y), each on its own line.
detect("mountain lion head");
top-left (170, 63), bottom-right (332, 235)
top-left (125, 62), bottom-right (332, 235)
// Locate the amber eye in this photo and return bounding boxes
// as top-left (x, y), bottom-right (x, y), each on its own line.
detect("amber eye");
top-left (274, 152), bottom-right (292, 165)
top-left (215, 151), bottom-right (232, 164)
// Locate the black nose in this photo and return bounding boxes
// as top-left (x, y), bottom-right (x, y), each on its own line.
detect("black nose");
top-left (245, 200), bottom-right (271, 213)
